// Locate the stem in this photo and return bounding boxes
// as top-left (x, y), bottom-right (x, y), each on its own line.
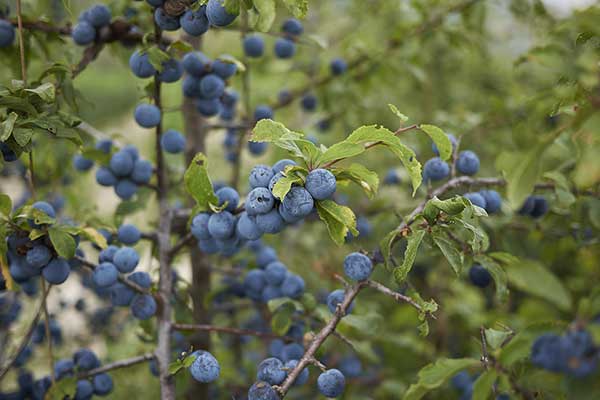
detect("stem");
top-left (172, 323), bottom-right (295, 341)
top-left (40, 279), bottom-right (55, 384)
top-left (76, 353), bottom-right (155, 379)
top-left (15, 0), bottom-right (26, 84)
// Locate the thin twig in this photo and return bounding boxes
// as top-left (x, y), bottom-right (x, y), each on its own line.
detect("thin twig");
top-left (168, 232), bottom-right (194, 260)
top-left (40, 279), bottom-right (55, 384)
top-left (365, 279), bottom-right (433, 318)
top-left (76, 353), bottom-right (155, 379)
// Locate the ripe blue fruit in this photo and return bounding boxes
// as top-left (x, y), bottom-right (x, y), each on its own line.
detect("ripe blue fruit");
top-left (282, 187), bottom-right (314, 218)
top-left (338, 356), bottom-right (362, 378)
top-left (257, 357), bottom-right (286, 385)
top-left (261, 285), bottom-right (283, 302)
top-left (54, 358), bottom-right (74, 379)
top-left (0, 20), bottom-right (15, 47)
top-left (0, 142), bottom-right (17, 161)
top-left (469, 264), bottom-right (491, 288)
top-left (198, 238), bottom-right (219, 254)
top-left (244, 269), bottom-right (266, 299)
top-left (305, 168), bottom-right (336, 200)
top-left (278, 203), bottom-right (302, 224)
top-left (182, 76), bottom-right (201, 97)
top-left (109, 150), bottom-right (134, 177)
top-left (464, 192), bottom-right (487, 209)
top-left (278, 89), bottom-right (292, 104)
top-left (432, 133), bottom-right (457, 156)
top-left (254, 105), bottom-right (273, 121)
top-left (95, 139), bottom-right (113, 154)
top-left (518, 196), bottom-right (536, 215)
top-left (256, 209), bottom-right (285, 234)
top-left (330, 58), bottom-right (348, 75)
top-left (281, 274), bottom-right (305, 299)
top-left (249, 165), bottom-right (274, 188)
top-left (256, 246), bottom-right (277, 268)
top-left (274, 38), bottom-right (296, 59)
top-left (272, 159), bottom-right (297, 174)
top-left (182, 51), bottom-right (211, 77)
top-left (281, 343), bottom-right (304, 362)
top-left (134, 104), bottom-right (161, 128)
top-left (115, 179), bottom-right (138, 200)
top-left (128, 271), bottom-right (152, 289)
top-left (191, 213), bottom-right (211, 240)
top-left (206, 0), bottom-right (238, 27)
top-left (343, 252), bottom-right (373, 281)
top-left (117, 224), bottom-right (141, 245)
top-left (99, 245), bottom-right (119, 263)
top-left (30, 201), bottom-right (56, 225)
top-left (131, 294), bottom-right (157, 320)
top-left (236, 212), bottom-right (263, 241)
top-left (282, 18), bottom-right (303, 36)
top-left (199, 74), bottom-right (225, 99)
top-left (423, 157), bottom-right (450, 182)
top-left (212, 58), bottom-right (237, 79)
top-left (43, 258), bottom-right (70, 284)
top-left (216, 186), bottom-right (240, 212)
top-left (111, 283), bottom-right (135, 306)
top-left (327, 289), bottom-right (354, 314)
top-left (72, 22), bottom-right (96, 45)
top-left (451, 371), bottom-right (472, 391)
top-left (160, 129), bottom-right (186, 153)
top-left (129, 50), bottom-right (156, 78)
top-left (456, 150), bottom-right (480, 176)
top-left (113, 247), bottom-right (139, 273)
top-left (189, 350), bottom-right (220, 382)
top-left (93, 262), bottom-right (118, 287)
top-left (480, 190), bottom-right (502, 214)
top-left (301, 93), bottom-right (317, 111)
top-left (208, 211), bottom-right (236, 239)
top-left (92, 373), bottom-right (113, 395)
top-left (317, 369), bottom-right (346, 398)
top-left (530, 195), bottom-right (548, 218)
top-left (222, 89), bottom-right (239, 106)
top-left (246, 187), bottom-right (275, 215)
top-left (26, 245), bottom-right (52, 268)
top-left (180, 7), bottom-right (209, 36)
top-left (131, 159), bottom-right (153, 184)
top-left (248, 141), bottom-right (268, 155)
top-left (248, 381), bottom-right (279, 400)
top-left (73, 155), bottom-right (94, 171)
top-left (87, 5), bottom-right (111, 27)
top-left (75, 379), bottom-right (94, 400)
top-left (244, 35), bottom-right (264, 58)
top-left (383, 169), bottom-right (401, 185)
top-left (264, 261), bottom-right (287, 286)
top-left (196, 98), bottom-right (221, 116)
top-left (154, 7), bottom-right (181, 31)
top-left (158, 58), bottom-right (183, 83)
top-left (74, 349), bottom-right (100, 371)
top-left (284, 359), bottom-right (309, 385)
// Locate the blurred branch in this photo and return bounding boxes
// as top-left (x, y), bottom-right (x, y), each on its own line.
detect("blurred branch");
top-left (76, 353), bottom-right (155, 379)
top-left (172, 323), bottom-right (295, 341)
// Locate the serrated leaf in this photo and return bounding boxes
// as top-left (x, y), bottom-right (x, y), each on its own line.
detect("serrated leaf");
top-left (419, 124), bottom-right (452, 161)
top-left (48, 227), bottom-right (76, 259)
top-left (271, 302), bottom-right (295, 335)
top-left (0, 112), bottom-right (18, 141)
top-left (417, 320), bottom-right (429, 337)
top-left (251, 120), bottom-right (310, 160)
top-left (388, 104), bottom-right (409, 122)
top-left (404, 358), bottom-right (479, 400)
top-left (282, 0), bottom-right (308, 18)
top-left (315, 199), bottom-right (358, 245)
top-left (393, 230), bottom-right (426, 284)
top-left (379, 229), bottom-right (398, 269)
top-left (474, 255), bottom-right (509, 302)
top-left (432, 234), bottom-right (464, 275)
top-left (80, 227), bottom-right (108, 249)
top-left (25, 82), bottom-right (55, 102)
top-left (505, 258), bottom-right (572, 311)
top-left (184, 153), bottom-right (218, 212)
top-left (12, 128), bottom-right (33, 147)
top-left (252, 0), bottom-right (276, 32)
top-left (345, 125), bottom-right (421, 194)
top-left (332, 164), bottom-right (379, 199)
top-left (182, 352), bottom-right (198, 368)
top-left (471, 369), bottom-right (497, 400)
top-left (318, 141), bottom-right (365, 165)
top-left (0, 194), bottom-right (11, 216)
top-left (272, 174), bottom-right (303, 200)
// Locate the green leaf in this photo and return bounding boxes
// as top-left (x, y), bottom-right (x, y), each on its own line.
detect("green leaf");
top-left (80, 227), bottom-right (108, 249)
top-left (0, 194), bottom-right (11, 216)
top-left (46, 376), bottom-right (77, 400)
top-left (404, 358), bottom-right (480, 400)
top-left (25, 82), bottom-right (55, 102)
top-left (224, 0), bottom-right (241, 14)
top-left (168, 360), bottom-right (184, 375)
top-left (146, 47), bottom-right (171, 72)
top-left (393, 230), bottom-right (426, 284)
top-left (28, 206), bottom-right (56, 226)
top-left (252, 0), bottom-right (276, 32)
top-left (182, 352), bottom-right (198, 368)
top-left (388, 104), bottom-right (409, 122)
top-left (419, 124), bottom-right (452, 161)
top-left (12, 128), bottom-right (33, 147)
top-left (282, 0), bottom-right (308, 18)
top-left (272, 173), bottom-right (303, 200)
top-left (342, 311), bottom-right (384, 334)
top-left (504, 258), bottom-right (572, 311)
top-left (484, 328), bottom-right (513, 350)
top-left (0, 96), bottom-right (38, 115)
top-left (215, 54), bottom-right (246, 73)
top-left (423, 196), bottom-right (467, 222)
top-left (48, 227), bottom-right (76, 259)
top-left (315, 199), bottom-right (358, 245)
top-left (499, 320), bottom-right (567, 366)
top-left (499, 145), bottom-right (544, 209)
top-left (379, 229), bottom-right (398, 269)
top-left (332, 164), bottom-right (379, 199)
top-left (184, 153), bottom-right (218, 212)
top-left (0, 112), bottom-right (18, 141)
top-left (271, 302), bottom-right (296, 335)
top-left (471, 369), bottom-right (497, 400)
top-left (167, 40), bottom-right (193, 55)
top-left (432, 234), bottom-right (464, 275)
top-left (250, 119), bottom-right (309, 160)
top-left (318, 141), bottom-right (365, 165)
top-left (474, 255), bottom-right (509, 302)
top-left (345, 125), bottom-right (421, 194)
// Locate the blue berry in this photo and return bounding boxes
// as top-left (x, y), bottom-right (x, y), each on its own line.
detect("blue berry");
top-left (72, 22), bottom-right (95, 46)
top-left (518, 196), bottom-right (536, 215)
top-left (180, 7), bottom-right (209, 36)
top-left (479, 190), bottom-right (502, 214)
top-left (154, 7), bottom-right (181, 31)
top-left (456, 150), bottom-right (480, 176)
top-left (206, 0), bottom-right (238, 27)
top-left (117, 224), bottom-right (141, 245)
top-left (530, 196), bottom-right (548, 218)
top-left (196, 98), bottom-right (221, 116)
top-left (305, 168), bottom-right (336, 200)
top-left (0, 20), bottom-right (15, 47)
top-left (160, 129), bottom-right (186, 153)
top-left (274, 38), bottom-right (296, 59)
top-left (254, 105), bottom-right (273, 121)
top-left (191, 213), bottom-right (211, 240)
top-left (134, 104), bottom-right (161, 128)
top-left (264, 261), bottom-right (287, 286)
top-left (317, 369), bottom-right (346, 398)
top-left (327, 289), bottom-right (354, 314)
top-left (182, 51), bottom-right (210, 77)
top-left (115, 179), bottom-right (137, 200)
top-left (208, 211), bottom-right (236, 239)
top-left (0, 142), bottom-right (17, 161)
top-left (423, 157), bottom-right (450, 182)
top-left (236, 212), bottom-right (263, 241)
top-left (249, 165), bottom-right (274, 189)
top-left (272, 159), bottom-right (297, 174)
top-left (87, 5), bottom-right (111, 27)
top-left (113, 247), bottom-right (139, 273)
top-left (199, 74), bottom-right (225, 99)
top-left (129, 50), bottom-right (156, 78)
top-left (26, 245), bottom-right (52, 268)
top-left (301, 93), bottom-right (317, 112)
top-left (30, 201), bottom-right (56, 226)
top-left (73, 155), bottom-right (94, 171)
top-left (93, 262), bottom-right (118, 287)
top-left (189, 350), bottom-right (220, 383)
top-left (338, 356), bottom-right (362, 378)
top-left (131, 159), bottom-right (153, 184)
top-left (281, 187), bottom-right (314, 219)
top-left (99, 245), bottom-right (119, 263)
top-left (131, 294), bottom-right (157, 320)
top-left (54, 358), bottom-right (74, 379)
top-left (248, 141), bottom-right (268, 155)
top-left (469, 264), bottom-right (491, 288)
top-left (343, 252), bottom-right (373, 281)
top-left (383, 169), bottom-right (401, 185)
top-left (75, 379), bottom-right (94, 400)
top-left (158, 58), bottom-right (183, 83)
top-left (284, 359), bottom-right (309, 385)
top-left (248, 381), bottom-right (279, 400)
top-left (281, 274), bottom-right (305, 299)
top-left (281, 18), bottom-right (303, 36)
top-left (256, 246), bottom-right (277, 268)
top-left (182, 76), bottom-right (201, 97)
top-left (257, 357), bottom-right (286, 385)
top-left (244, 269), bottom-right (266, 299)
top-left (42, 258), bottom-right (70, 284)
top-left (74, 349), bottom-right (100, 371)
top-left (128, 271), bottom-right (152, 289)
top-left (216, 186), bottom-right (239, 212)
top-left (330, 58), bottom-right (347, 75)
top-left (212, 58), bottom-right (237, 79)
top-left (92, 373), bottom-right (113, 396)
top-left (246, 187), bottom-right (275, 216)
top-left (281, 343), bottom-right (304, 362)
top-left (464, 192), bottom-right (487, 209)
top-left (256, 209), bottom-right (285, 234)
top-left (244, 35), bottom-right (264, 58)
top-left (110, 150), bottom-right (134, 177)
top-left (198, 238), bottom-right (219, 254)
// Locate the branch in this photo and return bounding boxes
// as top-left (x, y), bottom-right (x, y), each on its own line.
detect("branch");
top-left (168, 232), bottom-right (194, 260)
top-left (76, 353), bottom-right (155, 379)
top-left (365, 279), bottom-right (434, 318)
top-left (172, 323), bottom-right (295, 341)
top-left (75, 256), bottom-right (149, 294)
